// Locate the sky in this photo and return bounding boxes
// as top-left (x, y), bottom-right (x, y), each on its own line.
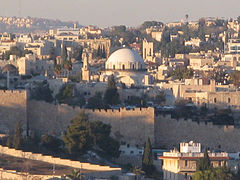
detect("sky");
top-left (0, 0), bottom-right (240, 27)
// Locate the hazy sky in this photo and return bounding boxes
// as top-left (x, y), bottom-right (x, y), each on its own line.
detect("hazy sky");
top-left (1, 0), bottom-right (240, 27)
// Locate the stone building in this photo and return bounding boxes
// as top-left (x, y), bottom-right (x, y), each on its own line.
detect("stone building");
top-left (142, 40), bottom-right (160, 63)
top-left (160, 141), bottom-right (229, 180)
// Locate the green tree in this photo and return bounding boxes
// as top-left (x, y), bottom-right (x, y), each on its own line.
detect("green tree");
top-left (6, 135), bottom-right (13, 148)
top-left (90, 121), bottom-right (120, 158)
top-left (155, 92), bottom-right (166, 105)
top-left (72, 46), bottom-right (83, 61)
top-left (62, 111), bottom-right (93, 158)
top-left (113, 25), bottom-right (126, 33)
top-left (104, 75), bottom-right (120, 105)
top-left (41, 134), bottom-right (62, 152)
top-left (30, 81), bottom-right (54, 103)
top-left (54, 64), bottom-right (62, 78)
top-left (87, 92), bottom-right (104, 109)
top-left (169, 67), bottom-right (194, 80)
top-left (102, 46), bottom-right (106, 58)
top-left (4, 46), bottom-right (23, 59)
top-left (61, 44), bottom-right (68, 63)
top-left (197, 149), bottom-right (211, 171)
top-left (96, 45), bottom-right (102, 58)
top-left (140, 21), bottom-right (164, 30)
top-left (237, 16), bottom-right (240, 23)
top-left (63, 59), bottom-right (72, 76)
top-left (193, 166), bottom-right (233, 180)
top-left (66, 169), bottom-right (85, 180)
top-left (49, 47), bottom-right (56, 62)
top-left (230, 70), bottom-right (240, 87)
top-left (56, 84), bottom-right (74, 104)
top-left (13, 121), bottom-right (23, 150)
top-left (142, 137), bottom-right (154, 176)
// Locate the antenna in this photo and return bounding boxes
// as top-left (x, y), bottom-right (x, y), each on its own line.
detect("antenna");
top-left (18, 0), bottom-right (22, 17)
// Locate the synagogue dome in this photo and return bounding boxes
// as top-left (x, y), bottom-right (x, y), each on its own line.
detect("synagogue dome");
top-left (105, 48), bottom-right (146, 70)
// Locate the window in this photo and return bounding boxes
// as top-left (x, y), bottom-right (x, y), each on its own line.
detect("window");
top-left (132, 64), bottom-right (135, 70)
top-left (185, 160), bottom-right (188, 167)
top-left (130, 151), bottom-right (134, 154)
top-left (113, 65), bottom-right (115, 70)
top-left (122, 64), bottom-right (125, 70)
top-left (214, 98), bottom-right (217, 103)
top-left (228, 98), bottom-right (231, 103)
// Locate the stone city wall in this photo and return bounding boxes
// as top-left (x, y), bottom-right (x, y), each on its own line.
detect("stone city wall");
top-left (155, 114), bottom-right (240, 152)
top-left (27, 100), bottom-right (155, 147)
top-left (0, 90), bottom-right (28, 133)
top-left (0, 145), bottom-right (121, 173)
top-left (0, 168), bottom-right (61, 180)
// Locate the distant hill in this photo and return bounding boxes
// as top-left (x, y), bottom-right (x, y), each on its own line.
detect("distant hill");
top-left (0, 16), bottom-right (83, 33)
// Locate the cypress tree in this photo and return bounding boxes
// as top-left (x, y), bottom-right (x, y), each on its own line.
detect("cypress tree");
top-left (61, 44), bottom-right (68, 64)
top-left (102, 46), bottom-right (106, 58)
top-left (104, 75), bottom-right (120, 105)
top-left (142, 137), bottom-right (154, 175)
top-left (197, 149), bottom-right (211, 171)
top-left (97, 45), bottom-right (101, 58)
top-left (13, 121), bottom-right (22, 150)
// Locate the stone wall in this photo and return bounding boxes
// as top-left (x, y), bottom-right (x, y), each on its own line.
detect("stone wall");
top-left (0, 145), bottom-right (121, 175)
top-left (0, 168), bottom-right (61, 180)
top-left (27, 100), bottom-right (155, 147)
top-left (0, 90), bottom-right (28, 133)
top-left (155, 114), bottom-right (240, 152)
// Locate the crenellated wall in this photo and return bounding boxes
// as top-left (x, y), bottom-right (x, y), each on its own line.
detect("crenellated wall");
top-left (0, 90), bottom-right (28, 133)
top-left (27, 100), bottom-right (155, 147)
top-left (2, 89), bottom-right (240, 152)
top-left (154, 114), bottom-right (240, 152)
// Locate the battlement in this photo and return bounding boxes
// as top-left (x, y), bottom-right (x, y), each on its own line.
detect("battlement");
top-left (89, 107), bottom-right (154, 113)
top-left (0, 89), bottom-right (27, 95)
top-left (155, 114), bottom-right (240, 152)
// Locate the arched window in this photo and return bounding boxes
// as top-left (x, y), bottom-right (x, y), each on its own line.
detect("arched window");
top-left (122, 64), bottom-right (125, 70)
top-left (214, 98), bottom-right (217, 103)
top-left (113, 65), bottom-right (115, 70)
top-left (228, 98), bottom-right (231, 103)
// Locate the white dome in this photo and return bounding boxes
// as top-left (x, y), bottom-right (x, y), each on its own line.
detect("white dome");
top-left (105, 48), bottom-right (146, 70)
top-left (107, 48), bottom-right (144, 63)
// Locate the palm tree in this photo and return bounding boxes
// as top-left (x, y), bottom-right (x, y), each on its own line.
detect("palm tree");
top-left (63, 60), bottom-right (72, 77)
top-left (54, 64), bottom-right (62, 78)
top-left (66, 169), bottom-right (85, 180)
top-left (132, 166), bottom-right (145, 180)
top-left (185, 14), bottom-right (189, 23)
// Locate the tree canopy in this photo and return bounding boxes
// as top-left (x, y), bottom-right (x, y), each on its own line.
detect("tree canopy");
top-left (30, 81), bottom-right (54, 103)
top-left (62, 111), bottom-right (93, 157)
top-left (62, 111), bottom-right (120, 159)
top-left (13, 121), bottom-right (23, 150)
top-left (104, 75), bottom-right (120, 105)
top-left (142, 137), bottom-right (154, 176)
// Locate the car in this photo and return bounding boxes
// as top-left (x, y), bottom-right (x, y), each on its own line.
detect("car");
top-left (125, 105), bottom-right (135, 110)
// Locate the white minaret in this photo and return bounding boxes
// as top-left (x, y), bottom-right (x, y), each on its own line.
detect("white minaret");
top-left (81, 53), bottom-right (90, 82)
